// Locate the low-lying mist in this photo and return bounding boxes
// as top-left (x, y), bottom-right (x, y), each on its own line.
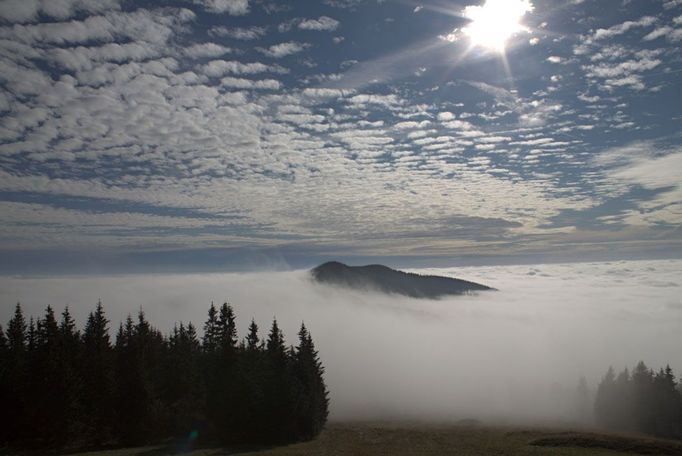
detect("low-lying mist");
top-left (1, 259), bottom-right (680, 424)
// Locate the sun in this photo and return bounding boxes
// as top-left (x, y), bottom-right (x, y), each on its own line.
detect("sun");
top-left (462, 0), bottom-right (534, 52)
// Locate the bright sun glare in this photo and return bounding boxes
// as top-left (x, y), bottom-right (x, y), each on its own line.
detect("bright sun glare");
top-left (462, 0), bottom-right (534, 52)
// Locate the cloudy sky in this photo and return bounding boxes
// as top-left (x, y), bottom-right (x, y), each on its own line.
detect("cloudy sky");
top-left (1, 0), bottom-right (681, 273)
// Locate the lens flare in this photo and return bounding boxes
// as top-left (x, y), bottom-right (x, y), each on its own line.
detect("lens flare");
top-left (462, 0), bottom-right (534, 51)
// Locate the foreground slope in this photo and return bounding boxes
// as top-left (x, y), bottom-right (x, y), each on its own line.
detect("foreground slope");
top-left (311, 261), bottom-right (493, 298)
top-left (68, 423), bottom-right (682, 455)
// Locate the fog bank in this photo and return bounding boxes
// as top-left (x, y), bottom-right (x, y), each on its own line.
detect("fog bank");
top-left (1, 259), bottom-right (680, 423)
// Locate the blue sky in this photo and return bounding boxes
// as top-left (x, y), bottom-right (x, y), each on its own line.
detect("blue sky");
top-left (0, 0), bottom-right (681, 272)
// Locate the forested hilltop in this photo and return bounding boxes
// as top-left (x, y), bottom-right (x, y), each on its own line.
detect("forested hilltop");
top-left (0, 302), bottom-right (329, 450)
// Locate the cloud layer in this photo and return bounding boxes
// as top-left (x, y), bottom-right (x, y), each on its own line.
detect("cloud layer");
top-left (1, 259), bottom-right (680, 421)
top-left (0, 0), bottom-right (680, 268)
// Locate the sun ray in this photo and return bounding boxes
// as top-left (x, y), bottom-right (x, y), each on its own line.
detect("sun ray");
top-left (462, 0), bottom-right (534, 52)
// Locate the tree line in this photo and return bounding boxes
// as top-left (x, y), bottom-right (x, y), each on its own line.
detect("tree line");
top-left (595, 361), bottom-right (682, 439)
top-left (0, 302), bottom-right (329, 450)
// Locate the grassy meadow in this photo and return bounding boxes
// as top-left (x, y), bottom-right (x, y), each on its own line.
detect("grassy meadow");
top-left (57, 422), bottom-right (682, 456)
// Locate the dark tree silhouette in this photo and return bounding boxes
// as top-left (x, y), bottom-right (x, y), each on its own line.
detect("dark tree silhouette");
top-left (114, 314), bottom-right (151, 445)
top-left (2, 301), bottom-right (330, 450)
top-left (81, 301), bottom-right (114, 445)
top-left (632, 361), bottom-right (655, 434)
top-left (292, 323), bottom-right (329, 440)
top-left (163, 322), bottom-right (204, 437)
top-left (202, 302), bottom-right (219, 353)
top-left (4, 304), bottom-right (27, 444)
top-left (0, 323), bottom-right (8, 445)
top-left (30, 306), bottom-right (64, 446)
top-left (262, 319), bottom-right (296, 443)
top-left (595, 361), bottom-right (682, 438)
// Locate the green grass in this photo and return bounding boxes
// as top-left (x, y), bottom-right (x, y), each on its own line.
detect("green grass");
top-left (20, 422), bottom-right (682, 456)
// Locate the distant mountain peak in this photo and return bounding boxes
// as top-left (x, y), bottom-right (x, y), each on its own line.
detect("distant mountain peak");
top-left (311, 261), bottom-right (494, 299)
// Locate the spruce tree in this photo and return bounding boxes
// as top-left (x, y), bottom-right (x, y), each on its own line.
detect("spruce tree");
top-left (293, 324), bottom-right (329, 440)
top-left (595, 366), bottom-right (615, 428)
top-left (1, 301), bottom-right (330, 449)
top-left (632, 361), bottom-right (655, 434)
top-left (234, 319), bottom-right (264, 441)
top-left (56, 306), bottom-right (82, 446)
top-left (5, 304), bottom-right (27, 443)
top-left (211, 303), bottom-right (239, 443)
top-left (246, 319), bottom-right (260, 351)
top-left (0, 324), bottom-right (8, 445)
top-left (651, 365), bottom-right (681, 437)
top-left (30, 306), bottom-right (63, 446)
top-left (114, 314), bottom-right (151, 445)
top-left (82, 301), bottom-right (114, 445)
top-left (217, 303), bottom-right (237, 353)
top-left (202, 303), bottom-right (219, 354)
top-left (164, 322), bottom-right (203, 437)
top-left (614, 367), bottom-right (635, 431)
top-left (262, 319), bottom-right (295, 443)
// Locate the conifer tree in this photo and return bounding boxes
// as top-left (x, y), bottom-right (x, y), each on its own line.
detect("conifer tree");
top-left (30, 306), bottom-right (64, 446)
top-left (164, 322), bottom-right (203, 436)
top-left (651, 365), bottom-right (680, 437)
top-left (293, 323), bottom-right (329, 440)
top-left (0, 323), bottom-right (8, 445)
top-left (210, 303), bottom-right (239, 442)
top-left (82, 301), bottom-right (114, 445)
top-left (595, 366), bottom-right (615, 428)
top-left (262, 319), bottom-right (295, 442)
top-left (632, 361), bottom-right (655, 434)
top-left (246, 319), bottom-right (260, 351)
top-left (5, 304), bottom-right (27, 443)
top-left (614, 367), bottom-right (635, 431)
top-left (56, 306), bottom-right (82, 445)
top-left (218, 303), bottom-right (237, 353)
top-left (235, 318), bottom-right (265, 441)
top-left (2, 301), bottom-right (330, 449)
top-left (114, 314), bottom-right (151, 445)
top-left (202, 302), bottom-right (219, 353)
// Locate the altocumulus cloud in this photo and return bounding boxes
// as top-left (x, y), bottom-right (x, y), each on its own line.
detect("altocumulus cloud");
top-left (0, 0), bottom-right (680, 269)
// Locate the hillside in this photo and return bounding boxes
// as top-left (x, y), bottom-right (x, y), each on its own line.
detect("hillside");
top-left (311, 261), bottom-right (494, 298)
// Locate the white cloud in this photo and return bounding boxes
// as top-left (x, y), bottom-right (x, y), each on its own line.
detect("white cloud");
top-left (301, 88), bottom-right (353, 98)
top-left (643, 26), bottom-right (682, 42)
top-left (199, 59), bottom-right (276, 76)
top-left (194, 0), bottom-right (249, 15)
top-left (0, 0), bottom-right (121, 23)
top-left (257, 41), bottom-right (309, 58)
top-left (592, 16), bottom-right (657, 40)
top-left (209, 25), bottom-right (266, 40)
top-left (595, 142), bottom-right (682, 225)
top-left (0, 0), bottom-right (676, 258)
top-left (183, 42), bottom-right (232, 58)
top-left (298, 16), bottom-right (340, 31)
top-left (220, 77), bottom-right (281, 90)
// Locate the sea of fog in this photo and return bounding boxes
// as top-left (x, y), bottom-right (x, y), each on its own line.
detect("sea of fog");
top-left (1, 259), bottom-right (680, 423)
